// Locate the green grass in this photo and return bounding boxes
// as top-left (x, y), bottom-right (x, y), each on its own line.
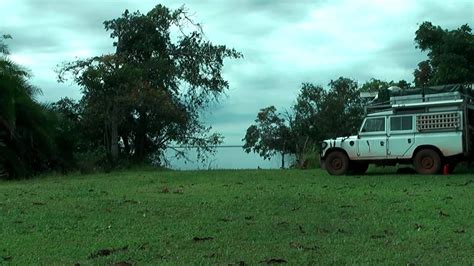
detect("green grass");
top-left (0, 169), bottom-right (473, 265)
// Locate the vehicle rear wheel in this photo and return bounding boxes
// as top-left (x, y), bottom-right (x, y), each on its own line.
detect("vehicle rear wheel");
top-left (325, 151), bottom-right (349, 175)
top-left (349, 162), bottom-right (369, 175)
top-left (413, 149), bottom-right (442, 175)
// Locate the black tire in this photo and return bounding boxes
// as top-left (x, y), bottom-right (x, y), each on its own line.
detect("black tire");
top-left (325, 151), bottom-right (349, 175)
top-left (349, 162), bottom-right (369, 175)
top-left (413, 149), bottom-right (442, 175)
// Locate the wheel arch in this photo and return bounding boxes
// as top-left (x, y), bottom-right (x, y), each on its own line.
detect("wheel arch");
top-left (324, 147), bottom-right (350, 160)
top-left (412, 145), bottom-right (444, 160)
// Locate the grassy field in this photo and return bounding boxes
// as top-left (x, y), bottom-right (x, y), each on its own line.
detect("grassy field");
top-left (0, 168), bottom-right (473, 265)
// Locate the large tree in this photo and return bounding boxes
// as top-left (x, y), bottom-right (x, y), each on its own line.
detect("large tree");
top-left (244, 78), bottom-right (364, 168)
top-left (414, 21), bottom-right (474, 86)
top-left (0, 35), bottom-right (58, 178)
top-left (59, 5), bottom-right (242, 165)
top-left (287, 83), bottom-right (328, 168)
top-left (319, 77), bottom-right (364, 137)
top-left (243, 106), bottom-right (292, 168)
top-left (290, 78), bottom-right (363, 156)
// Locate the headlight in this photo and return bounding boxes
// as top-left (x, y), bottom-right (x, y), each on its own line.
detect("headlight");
top-left (320, 141), bottom-right (328, 150)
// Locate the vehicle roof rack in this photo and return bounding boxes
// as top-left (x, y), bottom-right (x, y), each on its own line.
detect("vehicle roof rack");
top-left (364, 83), bottom-right (474, 114)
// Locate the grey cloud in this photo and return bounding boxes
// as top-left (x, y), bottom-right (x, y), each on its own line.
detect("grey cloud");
top-left (195, 0), bottom-right (330, 41)
top-left (5, 30), bottom-right (62, 53)
top-left (34, 78), bottom-right (82, 103)
top-left (204, 111), bottom-right (255, 126)
top-left (376, 40), bottom-right (427, 71)
top-left (23, 0), bottom-right (128, 26)
top-left (416, 0), bottom-right (473, 27)
top-left (202, 0), bottom-right (326, 21)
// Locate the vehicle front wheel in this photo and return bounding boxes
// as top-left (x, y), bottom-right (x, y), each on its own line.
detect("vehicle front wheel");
top-left (413, 149), bottom-right (442, 175)
top-left (325, 151), bottom-right (349, 175)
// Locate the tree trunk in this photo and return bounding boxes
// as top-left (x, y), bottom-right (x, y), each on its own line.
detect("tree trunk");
top-left (298, 136), bottom-right (309, 168)
top-left (281, 152), bottom-right (285, 169)
top-left (110, 104), bottom-right (119, 161)
top-left (134, 110), bottom-right (148, 161)
top-left (121, 133), bottom-right (130, 156)
top-left (104, 117), bottom-right (110, 158)
top-left (134, 133), bottom-right (146, 161)
top-left (281, 141), bottom-right (286, 169)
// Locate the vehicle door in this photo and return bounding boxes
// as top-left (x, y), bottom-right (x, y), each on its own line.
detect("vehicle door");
top-left (387, 115), bottom-right (415, 158)
top-left (357, 116), bottom-right (387, 159)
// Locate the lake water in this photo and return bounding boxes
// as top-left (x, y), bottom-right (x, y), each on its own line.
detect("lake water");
top-left (164, 146), bottom-right (295, 170)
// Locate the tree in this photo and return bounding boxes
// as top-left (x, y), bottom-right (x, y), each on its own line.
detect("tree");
top-left (320, 77), bottom-right (364, 137)
top-left (359, 78), bottom-right (391, 92)
top-left (290, 83), bottom-right (326, 167)
top-left (413, 61), bottom-right (433, 87)
top-left (291, 78), bottom-right (363, 156)
top-left (359, 78), bottom-right (413, 104)
top-left (396, 80), bottom-right (412, 90)
top-left (292, 78), bottom-right (364, 141)
top-left (59, 5), bottom-right (242, 165)
top-left (59, 55), bottom-right (134, 163)
top-left (0, 34), bottom-right (11, 55)
top-left (243, 106), bottom-right (292, 168)
top-left (244, 78), bottom-right (364, 169)
top-left (0, 35), bottom-right (58, 178)
top-left (414, 21), bottom-right (474, 86)
top-left (49, 97), bottom-right (85, 171)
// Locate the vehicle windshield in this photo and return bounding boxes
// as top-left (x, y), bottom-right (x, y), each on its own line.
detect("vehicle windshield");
top-left (361, 117), bottom-right (385, 133)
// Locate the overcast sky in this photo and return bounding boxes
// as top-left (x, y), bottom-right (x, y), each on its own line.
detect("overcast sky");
top-left (1, 0), bottom-right (473, 144)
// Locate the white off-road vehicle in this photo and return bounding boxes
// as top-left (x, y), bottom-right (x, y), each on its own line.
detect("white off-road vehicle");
top-left (320, 84), bottom-right (474, 175)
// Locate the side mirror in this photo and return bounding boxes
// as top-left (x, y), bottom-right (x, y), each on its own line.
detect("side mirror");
top-left (357, 134), bottom-right (360, 139)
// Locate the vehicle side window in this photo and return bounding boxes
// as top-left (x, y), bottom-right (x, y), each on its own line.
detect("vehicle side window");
top-left (361, 117), bottom-right (385, 133)
top-left (390, 116), bottom-right (413, 131)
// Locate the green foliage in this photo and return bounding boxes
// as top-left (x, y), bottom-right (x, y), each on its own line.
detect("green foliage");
top-left (74, 147), bottom-right (107, 174)
top-left (0, 36), bottom-right (84, 178)
top-left (292, 83), bottom-right (325, 142)
top-left (292, 77), bottom-right (364, 141)
top-left (292, 78), bottom-right (363, 167)
top-left (49, 98), bottom-right (87, 171)
top-left (59, 4), bottom-right (242, 166)
top-left (0, 39), bottom-right (60, 178)
top-left (414, 22), bottom-right (474, 86)
top-left (0, 34), bottom-right (12, 55)
top-left (289, 147), bottom-right (320, 169)
top-left (289, 83), bottom-right (327, 168)
top-left (413, 61), bottom-right (433, 87)
top-left (243, 106), bottom-right (291, 168)
top-left (359, 78), bottom-right (391, 92)
top-left (320, 77), bottom-right (363, 137)
top-left (244, 78), bottom-right (364, 168)
top-left (0, 169), bottom-right (472, 264)
top-left (360, 78), bottom-right (413, 103)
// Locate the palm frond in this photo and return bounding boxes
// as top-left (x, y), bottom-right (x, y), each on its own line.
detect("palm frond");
top-left (0, 55), bottom-right (54, 178)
